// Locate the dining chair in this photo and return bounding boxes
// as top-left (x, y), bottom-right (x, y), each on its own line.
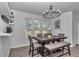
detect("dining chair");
top-left (58, 33), bottom-right (65, 42)
top-left (45, 42), bottom-right (71, 57)
top-left (44, 33), bottom-right (48, 37)
top-left (44, 33), bottom-right (52, 37)
top-left (37, 33), bottom-right (42, 37)
top-left (28, 35), bottom-right (41, 57)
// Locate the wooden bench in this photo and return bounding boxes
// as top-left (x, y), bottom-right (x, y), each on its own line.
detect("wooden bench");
top-left (45, 42), bottom-right (71, 57)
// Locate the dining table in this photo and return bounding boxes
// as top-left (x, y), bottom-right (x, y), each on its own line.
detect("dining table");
top-left (32, 35), bottom-right (67, 56)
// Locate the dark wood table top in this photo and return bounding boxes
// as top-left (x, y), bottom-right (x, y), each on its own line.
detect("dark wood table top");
top-left (32, 36), bottom-right (67, 44)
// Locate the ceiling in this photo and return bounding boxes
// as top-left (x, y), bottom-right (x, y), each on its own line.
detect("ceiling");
top-left (1, 2), bottom-right (79, 16)
top-left (8, 2), bottom-right (79, 15)
top-left (0, 2), bottom-right (10, 16)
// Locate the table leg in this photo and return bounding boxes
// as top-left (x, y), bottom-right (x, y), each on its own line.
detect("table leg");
top-left (42, 43), bottom-right (45, 57)
top-left (68, 45), bottom-right (71, 56)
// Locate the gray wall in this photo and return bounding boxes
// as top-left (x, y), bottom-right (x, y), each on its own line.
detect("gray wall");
top-left (75, 13), bottom-right (79, 44)
top-left (51, 12), bottom-right (73, 46)
top-left (12, 11), bottom-right (75, 48)
top-left (0, 2), bottom-right (10, 16)
top-left (0, 14), bottom-right (11, 57)
top-left (0, 37), bottom-right (11, 57)
top-left (72, 12), bottom-right (78, 45)
top-left (0, 38), bottom-right (2, 56)
top-left (71, 11), bottom-right (79, 45)
top-left (11, 10), bottom-right (42, 48)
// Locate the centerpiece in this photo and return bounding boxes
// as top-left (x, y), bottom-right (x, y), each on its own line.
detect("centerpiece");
top-left (48, 30), bottom-right (52, 38)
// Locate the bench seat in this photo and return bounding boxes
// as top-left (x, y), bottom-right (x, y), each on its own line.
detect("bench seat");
top-left (45, 42), bottom-right (71, 56)
top-left (45, 42), bottom-right (70, 50)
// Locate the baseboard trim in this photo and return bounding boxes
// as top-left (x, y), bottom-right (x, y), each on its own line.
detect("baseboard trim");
top-left (7, 48), bottom-right (10, 57)
top-left (70, 44), bottom-right (76, 47)
top-left (11, 44), bottom-right (29, 48)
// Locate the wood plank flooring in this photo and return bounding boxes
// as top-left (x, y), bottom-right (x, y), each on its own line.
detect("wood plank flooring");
top-left (9, 45), bottom-right (79, 57)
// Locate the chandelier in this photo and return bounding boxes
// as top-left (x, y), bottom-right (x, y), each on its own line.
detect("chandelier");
top-left (43, 5), bottom-right (61, 19)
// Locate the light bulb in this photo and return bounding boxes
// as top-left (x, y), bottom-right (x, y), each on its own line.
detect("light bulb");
top-left (59, 11), bottom-right (61, 13)
top-left (46, 10), bottom-right (48, 12)
top-left (43, 12), bottom-right (45, 14)
top-left (58, 9), bottom-right (60, 11)
top-left (53, 9), bottom-right (54, 11)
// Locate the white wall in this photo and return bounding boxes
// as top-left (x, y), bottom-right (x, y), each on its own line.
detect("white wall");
top-left (76, 15), bottom-right (79, 44)
top-left (72, 13), bottom-right (78, 45)
top-left (0, 2), bottom-right (10, 16)
top-left (50, 12), bottom-right (73, 46)
top-left (11, 10), bottom-right (77, 48)
top-left (61, 12), bottom-right (73, 45)
top-left (49, 16), bottom-right (62, 35)
top-left (11, 10), bottom-right (43, 48)
top-left (78, 23), bottom-right (79, 44)
top-left (12, 10), bottom-right (73, 48)
top-left (71, 12), bottom-right (79, 45)
top-left (0, 14), bottom-right (11, 57)
top-left (0, 2), bottom-right (12, 57)
top-left (0, 38), bottom-right (2, 56)
top-left (0, 37), bottom-right (11, 57)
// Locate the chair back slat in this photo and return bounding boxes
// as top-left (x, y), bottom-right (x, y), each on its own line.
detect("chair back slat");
top-left (44, 33), bottom-right (52, 37)
top-left (37, 33), bottom-right (42, 37)
top-left (28, 35), bottom-right (34, 48)
top-left (59, 33), bottom-right (65, 37)
top-left (58, 33), bottom-right (65, 42)
top-left (44, 33), bottom-right (48, 37)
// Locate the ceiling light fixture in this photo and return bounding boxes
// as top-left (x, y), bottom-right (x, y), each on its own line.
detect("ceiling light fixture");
top-left (43, 5), bottom-right (61, 19)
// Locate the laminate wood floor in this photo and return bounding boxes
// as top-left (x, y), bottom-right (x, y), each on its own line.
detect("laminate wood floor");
top-left (9, 45), bottom-right (79, 57)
